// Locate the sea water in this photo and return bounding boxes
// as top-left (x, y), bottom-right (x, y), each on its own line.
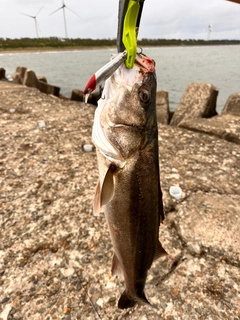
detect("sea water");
top-left (1, 45), bottom-right (239, 113)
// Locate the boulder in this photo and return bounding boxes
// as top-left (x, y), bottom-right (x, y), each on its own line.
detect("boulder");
top-left (22, 69), bottom-right (38, 88)
top-left (170, 82), bottom-right (218, 126)
top-left (178, 114), bottom-right (240, 144)
top-left (156, 90), bottom-right (170, 125)
top-left (37, 80), bottom-right (60, 97)
top-left (0, 68), bottom-right (8, 81)
top-left (71, 89), bottom-right (84, 102)
top-left (11, 67), bottom-right (60, 97)
top-left (222, 93), bottom-right (240, 117)
top-left (71, 89), bottom-right (100, 106)
top-left (12, 66), bottom-right (27, 84)
top-left (37, 76), bottom-right (48, 83)
top-left (11, 72), bottom-right (21, 84)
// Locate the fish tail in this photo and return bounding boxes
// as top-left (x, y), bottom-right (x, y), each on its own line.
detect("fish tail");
top-left (118, 290), bottom-right (150, 309)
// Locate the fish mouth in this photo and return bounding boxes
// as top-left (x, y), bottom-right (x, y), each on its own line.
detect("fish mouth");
top-left (109, 122), bottom-right (145, 132)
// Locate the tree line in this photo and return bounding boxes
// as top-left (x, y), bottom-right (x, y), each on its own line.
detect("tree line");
top-left (0, 38), bottom-right (239, 50)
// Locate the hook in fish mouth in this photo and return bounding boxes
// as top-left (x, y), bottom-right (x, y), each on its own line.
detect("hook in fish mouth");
top-left (84, 92), bottom-right (90, 104)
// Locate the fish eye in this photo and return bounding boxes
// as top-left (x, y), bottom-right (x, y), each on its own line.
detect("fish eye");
top-left (138, 87), bottom-right (150, 104)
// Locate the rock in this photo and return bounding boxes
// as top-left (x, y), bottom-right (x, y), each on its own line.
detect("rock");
top-left (71, 89), bottom-right (100, 106)
top-left (156, 90), bottom-right (170, 125)
top-left (11, 66), bottom-right (60, 97)
top-left (155, 255), bottom-right (240, 319)
top-left (178, 114), bottom-right (240, 144)
top-left (71, 89), bottom-right (84, 102)
top-left (170, 82), bottom-right (218, 126)
top-left (12, 66), bottom-right (27, 84)
top-left (0, 68), bottom-right (8, 81)
top-left (22, 69), bottom-right (39, 88)
top-left (11, 71), bottom-right (21, 84)
top-left (37, 80), bottom-right (60, 97)
top-left (222, 93), bottom-right (240, 117)
top-left (171, 192), bottom-right (240, 266)
top-left (37, 76), bottom-right (47, 83)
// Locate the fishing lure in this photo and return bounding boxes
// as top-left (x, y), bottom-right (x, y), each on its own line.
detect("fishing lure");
top-left (83, 51), bottom-right (127, 103)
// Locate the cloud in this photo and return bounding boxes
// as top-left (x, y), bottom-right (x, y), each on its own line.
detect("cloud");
top-left (0, 0), bottom-right (239, 39)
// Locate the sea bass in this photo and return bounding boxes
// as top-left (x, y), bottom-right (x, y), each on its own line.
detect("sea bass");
top-left (92, 52), bottom-right (167, 309)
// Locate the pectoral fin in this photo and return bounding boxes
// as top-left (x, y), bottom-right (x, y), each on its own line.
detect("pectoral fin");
top-left (101, 164), bottom-right (115, 206)
top-left (93, 165), bottom-right (116, 215)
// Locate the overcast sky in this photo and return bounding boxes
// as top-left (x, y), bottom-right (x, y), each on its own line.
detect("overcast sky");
top-left (0, 0), bottom-right (239, 40)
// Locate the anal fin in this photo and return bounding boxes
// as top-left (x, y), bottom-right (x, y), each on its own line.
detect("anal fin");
top-left (154, 240), bottom-right (168, 260)
top-left (111, 253), bottom-right (122, 276)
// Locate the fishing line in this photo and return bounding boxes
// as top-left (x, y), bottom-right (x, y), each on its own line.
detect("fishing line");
top-left (87, 291), bottom-right (103, 320)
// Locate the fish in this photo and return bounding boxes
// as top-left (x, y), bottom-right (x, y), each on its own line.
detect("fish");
top-left (91, 52), bottom-right (167, 309)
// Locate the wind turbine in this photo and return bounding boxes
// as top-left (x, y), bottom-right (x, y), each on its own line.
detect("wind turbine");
top-left (207, 24), bottom-right (212, 41)
top-left (49, 0), bottom-right (81, 38)
top-left (20, 6), bottom-right (44, 38)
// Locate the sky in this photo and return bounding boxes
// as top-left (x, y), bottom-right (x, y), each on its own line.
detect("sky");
top-left (0, 0), bottom-right (240, 40)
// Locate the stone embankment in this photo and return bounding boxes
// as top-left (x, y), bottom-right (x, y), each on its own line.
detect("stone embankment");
top-left (0, 76), bottom-right (240, 319)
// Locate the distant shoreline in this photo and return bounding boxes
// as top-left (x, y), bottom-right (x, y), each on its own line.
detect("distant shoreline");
top-left (1, 43), bottom-right (239, 54)
top-left (0, 46), bottom-right (116, 54)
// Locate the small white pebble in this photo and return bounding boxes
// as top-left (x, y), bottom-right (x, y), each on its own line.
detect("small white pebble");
top-left (83, 144), bottom-right (93, 152)
top-left (38, 120), bottom-right (45, 128)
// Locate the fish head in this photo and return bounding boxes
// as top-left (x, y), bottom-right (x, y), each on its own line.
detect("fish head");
top-left (92, 53), bottom-right (157, 162)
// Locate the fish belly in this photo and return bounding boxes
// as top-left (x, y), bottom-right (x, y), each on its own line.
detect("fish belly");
top-left (103, 149), bottom-right (161, 308)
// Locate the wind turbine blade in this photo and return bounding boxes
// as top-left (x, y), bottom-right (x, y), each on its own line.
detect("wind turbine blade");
top-left (49, 6), bottom-right (63, 16)
top-left (20, 12), bottom-right (34, 18)
top-left (36, 6), bottom-right (44, 17)
top-left (65, 6), bottom-right (81, 18)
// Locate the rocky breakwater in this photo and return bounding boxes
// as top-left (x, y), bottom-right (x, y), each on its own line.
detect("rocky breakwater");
top-left (10, 66), bottom-right (101, 105)
top-left (11, 66), bottom-right (61, 97)
top-left (156, 82), bottom-right (240, 145)
top-left (0, 81), bottom-right (240, 319)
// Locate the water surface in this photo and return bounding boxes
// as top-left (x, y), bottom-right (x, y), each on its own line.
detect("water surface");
top-left (1, 45), bottom-right (239, 113)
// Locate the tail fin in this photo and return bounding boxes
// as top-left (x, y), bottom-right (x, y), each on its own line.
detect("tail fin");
top-left (118, 290), bottom-right (150, 309)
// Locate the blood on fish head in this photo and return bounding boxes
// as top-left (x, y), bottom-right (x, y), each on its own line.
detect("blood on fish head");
top-left (135, 54), bottom-right (155, 73)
